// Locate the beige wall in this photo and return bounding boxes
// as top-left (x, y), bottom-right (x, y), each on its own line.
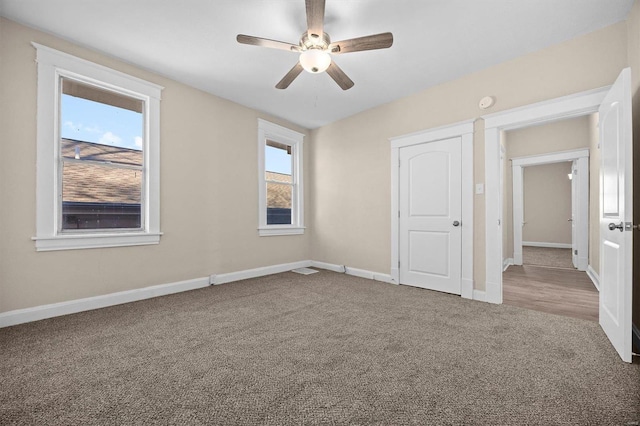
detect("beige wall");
top-left (522, 162), bottom-right (573, 244)
top-left (0, 12), bottom-right (635, 315)
top-left (501, 116), bottom-right (591, 260)
top-left (311, 18), bottom-right (626, 292)
top-left (0, 18), bottom-right (311, 313)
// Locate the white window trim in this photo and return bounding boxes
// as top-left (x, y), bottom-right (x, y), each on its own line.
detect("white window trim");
top-left (257, 119), bottom-right (305, 236)
top-left (32, 43), bottom-right (164, 251)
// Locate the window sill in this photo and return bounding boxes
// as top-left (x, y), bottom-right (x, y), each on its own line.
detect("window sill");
top-left (258, 226), bottom-right (305, 237)
top-left (33, 232), bottom-right (162, 251)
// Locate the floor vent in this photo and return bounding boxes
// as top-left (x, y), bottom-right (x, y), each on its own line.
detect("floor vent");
top-left (291, 267), bottom-right (319, 275)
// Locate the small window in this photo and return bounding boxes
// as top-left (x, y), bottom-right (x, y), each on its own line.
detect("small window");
top-left (32, 43), bottom-right (163, 251)
top-left (258, 120), bottom-right (304, 236)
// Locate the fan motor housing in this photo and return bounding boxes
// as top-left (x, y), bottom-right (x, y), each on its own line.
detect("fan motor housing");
top-left (301, 32), bottom-right (330, 51)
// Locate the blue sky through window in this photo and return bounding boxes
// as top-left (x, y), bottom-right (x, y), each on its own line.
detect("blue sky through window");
top-left (61, 94), bottom-right (143, 151)
top-left (265, 145), bottom-right (292, 175)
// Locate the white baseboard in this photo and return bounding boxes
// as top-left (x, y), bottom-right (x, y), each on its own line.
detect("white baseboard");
top-left (210, 260), bottom-right (312, 285)
top-left (0, 277), bottom-right (210, 328)
top-left (586, 265), bottom-right (600, 291)
top-left (310, 260), bottom-right (345, 273)
top-left (472, 289), bottom-right (487, 302)
top-left (503, 258), bottom-right (514, 271)
top-left (311, 260), bottom-right (394, 284)
top-left (0, 258), bottom-right (473, 328)
top-left (345, 266), bottom-right (394, 284)
top-left (522, 241), bottom-right (572, 249)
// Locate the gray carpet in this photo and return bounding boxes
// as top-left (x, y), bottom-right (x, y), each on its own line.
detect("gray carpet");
top-left (1, 270), bottom-right (639, 425)
top-left (523, 246), bottom-right (574, 269)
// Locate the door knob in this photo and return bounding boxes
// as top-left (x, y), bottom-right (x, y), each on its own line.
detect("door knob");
top-left (453, 221), bottom-right (460, 227)
top-left (608, 222), bottom-right (624, 232)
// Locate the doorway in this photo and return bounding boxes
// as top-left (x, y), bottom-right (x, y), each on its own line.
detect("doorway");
top-left (483, 70), bottom-right (634, 362)
top-left (499, 119), bottom-right (598, 322)
top-left (511, 149), bottom-right (590, 271)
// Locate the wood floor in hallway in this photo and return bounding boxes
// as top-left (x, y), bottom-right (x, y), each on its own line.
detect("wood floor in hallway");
top-left (503, 265), bottom-right (599, 322)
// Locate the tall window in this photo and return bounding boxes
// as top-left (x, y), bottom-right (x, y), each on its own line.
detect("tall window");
top-left (258, 119), bottom-right (304, 236)
top-left (60, 78), bottom-right (144, 231)
top-left (33, 43), bottom-right (163, 251)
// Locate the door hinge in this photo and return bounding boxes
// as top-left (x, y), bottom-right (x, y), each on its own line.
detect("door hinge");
top-left (398, 211), bottom-right (400, 218)
top-left (574, 249), bottom-right (578, 255)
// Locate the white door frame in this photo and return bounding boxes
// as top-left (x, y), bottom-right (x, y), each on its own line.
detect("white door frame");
top-left (390, 120), bottom-right (475, 299)
top-left (511, 149), bottom-right (590, 271)
top-left (483, 87), bottom-right (609, 304)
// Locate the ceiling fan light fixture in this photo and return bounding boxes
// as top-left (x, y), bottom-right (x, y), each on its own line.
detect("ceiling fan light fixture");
top-left (299, 49), bottom-right (331, 73)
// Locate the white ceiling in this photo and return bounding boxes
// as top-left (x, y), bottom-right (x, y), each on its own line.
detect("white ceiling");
top-left (0, 1), bottom-right (634, 129)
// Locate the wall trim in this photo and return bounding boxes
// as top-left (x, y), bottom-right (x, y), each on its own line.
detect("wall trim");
top-left (503, 258), bottom-right (514, 271)
top-left (522, 241), bottom-right (572, 249)
top-left (472, 289), bottom-right (487, 302)
top-left (210, 260), bottom-right (311, 285)
top-left (483, 86), bottom-right (609, 304)
top-left (0, 277), bottom-right (210, 328)
top-left (586, 265), bottom-right (600, 291)
top-left (461, 279), bottom-right (474, 300)
top-left (310, 260), bottom-right (346, 273)
top-left (310, 260), bottom-right (394, 284)
top-left (1, 259), bottom-right (484, 328)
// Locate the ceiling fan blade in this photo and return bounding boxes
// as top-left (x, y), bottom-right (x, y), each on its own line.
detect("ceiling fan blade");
top-left (305, 0), bottom-right (325, 38)
top-left (276, 62), bottom-right (304, 89)
top-left (326, 61), bottom-right (354, 90)
top-left (329, 32), bottom-right (393, 54)
top-left (237, 34), bottom-right (300, 52)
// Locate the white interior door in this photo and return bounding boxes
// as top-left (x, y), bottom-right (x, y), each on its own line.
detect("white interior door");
top-left (598, 67), bottom-right (633, 363)
top-left (571, 161), bottom-right (578, 268)
top-left (399, 137), bottom-right (462, 294)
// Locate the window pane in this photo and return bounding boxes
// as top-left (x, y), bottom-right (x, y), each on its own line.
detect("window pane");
top-left (266, 182), bottom-right (292, 225)
top-left (61, 77), bottom-right (144, 151)
top-left (62, 162), bottom-right (142, 230)
top-left (265, 140), bottom-right (292, 176)
top-left (60, 77), bottom-right (144, 231)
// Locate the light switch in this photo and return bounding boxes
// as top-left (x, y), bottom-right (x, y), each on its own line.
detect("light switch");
top-left (475, 183), bottom-right (484, 194)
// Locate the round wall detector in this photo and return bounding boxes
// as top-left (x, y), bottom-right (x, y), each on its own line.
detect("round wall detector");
top-left (479, 96), bottom-right (495, 109)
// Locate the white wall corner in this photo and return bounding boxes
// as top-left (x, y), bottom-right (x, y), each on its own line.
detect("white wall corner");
top-left (586, 265), bottom-right (600, 291)
top-left (472, 289), bottom-right (487, 302)
top-left (461, 279), bottom-right (474, 299)
top-left (0, 277), bottom-right (210, 328)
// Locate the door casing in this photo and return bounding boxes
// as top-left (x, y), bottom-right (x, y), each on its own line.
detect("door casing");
top-left (390, 120), bottom-right (475, 299)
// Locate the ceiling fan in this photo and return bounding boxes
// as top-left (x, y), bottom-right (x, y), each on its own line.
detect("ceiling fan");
top-left (237, 0), bottom-right (393, 90)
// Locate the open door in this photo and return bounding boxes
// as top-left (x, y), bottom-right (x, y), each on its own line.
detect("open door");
top-left (571, 161), bottom-right (578, 269)
top-left (598, 67), bottom-right (633, 363)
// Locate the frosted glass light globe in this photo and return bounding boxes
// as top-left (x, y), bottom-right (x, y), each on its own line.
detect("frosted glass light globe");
top-left (299, 50), bottom-right (331, 73)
